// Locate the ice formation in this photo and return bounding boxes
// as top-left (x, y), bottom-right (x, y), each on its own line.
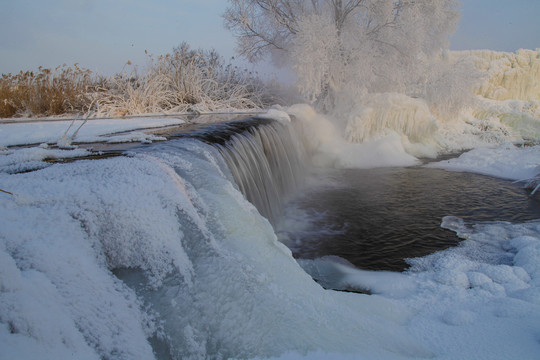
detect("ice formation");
top-left (288, 104), bottom-right (420, 168)
top-left (339, 49), bottom-right (540, 157)
top-left (344, 93), bottom-right (438, 143)
top-left (463, 49), bottom-right (540, 101)
top-left (427, 143), bottom-right (540, 182)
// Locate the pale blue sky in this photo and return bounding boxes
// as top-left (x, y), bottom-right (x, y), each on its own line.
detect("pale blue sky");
top-left (452, 0), bottom-right (540, 52)
top-left (1, 0), bottom-right (539, 76)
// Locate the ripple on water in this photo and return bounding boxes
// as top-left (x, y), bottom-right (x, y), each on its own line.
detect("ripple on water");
top-left (277, 166), bottom-right (540, 271)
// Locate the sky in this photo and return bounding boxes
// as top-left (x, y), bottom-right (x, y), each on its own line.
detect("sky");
top-left (0, 0), bottom-right (539, 77)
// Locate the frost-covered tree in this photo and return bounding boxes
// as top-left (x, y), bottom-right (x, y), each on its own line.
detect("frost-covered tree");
top-left (224, 0), bottom-right (463, 111)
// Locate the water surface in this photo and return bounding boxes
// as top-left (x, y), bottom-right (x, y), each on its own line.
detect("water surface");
top-left (277, 166), bottom-right (540, 271)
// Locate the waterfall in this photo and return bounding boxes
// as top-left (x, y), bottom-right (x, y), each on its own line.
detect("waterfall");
top-left (179, 117), bottom-right (307, 223)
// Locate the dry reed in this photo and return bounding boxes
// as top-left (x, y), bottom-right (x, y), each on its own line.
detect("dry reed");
top-left (1, 43), bottom-right (280, 118)
top-left (0, 64), bottom-right (98, 118)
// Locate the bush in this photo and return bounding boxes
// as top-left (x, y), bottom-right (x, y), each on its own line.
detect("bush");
top-left (93, 43), bottom-right (274, 116)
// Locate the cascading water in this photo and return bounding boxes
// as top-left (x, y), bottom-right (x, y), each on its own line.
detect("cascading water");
top-left (174, 117), bottom-right (307, 223)
top-left (215, 120), bottom-right (307, 223)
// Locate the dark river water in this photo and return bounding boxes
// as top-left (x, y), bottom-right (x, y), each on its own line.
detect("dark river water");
top-left (277, 165), bottom-right (540, 271)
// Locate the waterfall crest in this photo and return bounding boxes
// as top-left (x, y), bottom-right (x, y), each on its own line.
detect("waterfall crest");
top-left (177, 117), bottom-right (307, 223)
top-left (214, 118), bottom-right (307, 223)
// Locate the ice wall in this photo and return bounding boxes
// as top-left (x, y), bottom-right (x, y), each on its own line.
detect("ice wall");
top-left (337, 49), bottom-right (540, 157)
top-left (344, 93), bottom-right (438, 143)
top-left (454, 49), bottom-right (540, 101)
top-left (471, 99), bottom-right (540, 142)
top-left (288, 104), bottom-right (420, 168)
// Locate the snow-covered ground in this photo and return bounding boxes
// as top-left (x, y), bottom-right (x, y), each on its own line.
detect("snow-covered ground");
top-left (1, 105), bottom-right (540, 359)
top-left (0, 117), bottom-right (188, 148)
top-left (0, 117), bottom-right (183, 174)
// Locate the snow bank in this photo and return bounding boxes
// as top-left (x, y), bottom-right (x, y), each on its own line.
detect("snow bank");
top-left (427, 143), bottom-right (540, 189)
top-left (0, 153), bottom-right (202, 359)
top-left (403, 217), bottom-right (540, 359)
top-left (278, 216), bottom-right (540, 360)
top-left (0, 156), bottom-right (196, 359)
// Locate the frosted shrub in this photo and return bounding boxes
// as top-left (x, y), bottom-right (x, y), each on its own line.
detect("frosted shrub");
top-left (418, 53), bottom-right (484, 120)
top-left (290, 13), bottom-right (341, 110)
top-left (94, 44), bottom-right (274, 116)
top-left (94, 72), bottom-right (177, 117)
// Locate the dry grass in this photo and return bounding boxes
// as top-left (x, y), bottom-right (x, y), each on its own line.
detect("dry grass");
top-left (1, 43), bottom-right (280, 118)
top-left (0, 64), bottom-right (98, 118)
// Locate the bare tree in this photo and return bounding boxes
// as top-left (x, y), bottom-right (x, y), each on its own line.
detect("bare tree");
top-left (224, 0), bottom-right (462, 111)
top-left (224, 1), bottom-right (366, 62)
